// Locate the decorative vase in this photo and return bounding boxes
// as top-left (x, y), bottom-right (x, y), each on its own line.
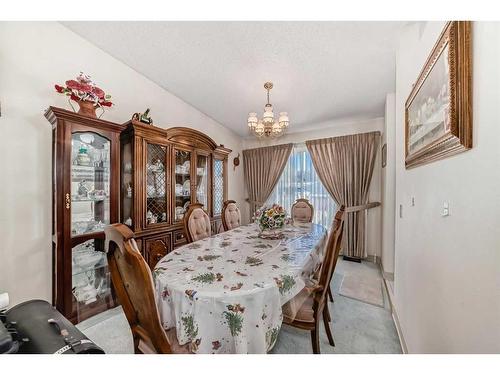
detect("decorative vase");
top-left (258, 226), bottom-right (285, 240)
top-left (76, 100), bottom-right (97, 118)
top-left (76, 147), bottom-right (92, 166)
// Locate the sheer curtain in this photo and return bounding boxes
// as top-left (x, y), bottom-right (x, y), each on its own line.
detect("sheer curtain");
top-left (266, 143), bottom-right (337, 228)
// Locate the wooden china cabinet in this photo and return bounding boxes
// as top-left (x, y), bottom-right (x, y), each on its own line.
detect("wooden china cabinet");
top-left (45, 107), bottom-right (125, 323)
top-left (120, 120), bottom-right (231, 269)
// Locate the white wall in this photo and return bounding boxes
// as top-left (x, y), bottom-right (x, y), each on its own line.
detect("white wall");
top-left (0, 22), bottom-right (245, 307)
top-left (394, 22), bottom-right (500, 353)
top-left (381, 93), bottom-right (396, 276)
top-left (243, 118), bottom-right (384, 258)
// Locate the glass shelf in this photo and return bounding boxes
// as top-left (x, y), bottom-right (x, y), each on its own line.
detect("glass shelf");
top-left (72, 259), bottom-right (107, 277)
top-left (72, 197), bottom-right (109, 203)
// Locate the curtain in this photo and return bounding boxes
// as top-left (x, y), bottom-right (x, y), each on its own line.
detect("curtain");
top-left (306, 132), bottom-right (380, 259)
top-left (266, 144), bottom-right (337, 228)
top-left (243, 143), bottom-right (293, 217)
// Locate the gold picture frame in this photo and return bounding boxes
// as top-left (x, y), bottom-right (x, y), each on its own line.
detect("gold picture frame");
top-left (405, 21), bottom-right (472, 169)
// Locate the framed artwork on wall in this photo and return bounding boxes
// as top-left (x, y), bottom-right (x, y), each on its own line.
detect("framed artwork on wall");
top-left (382, 143), bottom-right (387, 168)
top-left (405, 21), bottom-right (472, 169)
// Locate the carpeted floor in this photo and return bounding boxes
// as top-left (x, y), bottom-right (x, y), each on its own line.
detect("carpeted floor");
top-left (76, 259), bottom-right (402, 354)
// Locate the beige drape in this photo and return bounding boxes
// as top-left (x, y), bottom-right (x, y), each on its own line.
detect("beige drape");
top-left (306, 132), bottom-right (380, 259)
top-left (243, 143), bottom-right (293, 217)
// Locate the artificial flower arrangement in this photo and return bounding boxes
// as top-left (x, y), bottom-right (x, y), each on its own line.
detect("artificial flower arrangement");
top-left (254, 204), bottom-right (288, 236)
top-left (55, 72), bottom-right (113, 117)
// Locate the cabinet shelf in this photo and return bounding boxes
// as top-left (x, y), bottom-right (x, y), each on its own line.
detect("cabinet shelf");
top-left (72, 197), bottom-right (109, 203)
top-left (72, 261), bottom-right (108, 277)
top-left (72, 165), bottom-right (110, 171)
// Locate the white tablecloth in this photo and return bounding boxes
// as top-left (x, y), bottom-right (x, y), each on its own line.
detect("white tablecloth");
top-left (153, 222), bottom-right (327, 353)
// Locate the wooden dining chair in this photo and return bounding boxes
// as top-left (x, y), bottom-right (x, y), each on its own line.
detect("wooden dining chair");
top-left (291, 198), bottom-right (314, 223)
top-left (221, 200), bottom-right (241, 231)
top-left (282, 205), bottom-right (345, 354)
top-left (104, 223), bottom-right (189, 354)
top-left (183, 203), bottom-right (211, 243)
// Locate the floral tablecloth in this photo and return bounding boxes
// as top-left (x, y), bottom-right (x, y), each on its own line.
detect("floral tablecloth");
top-left (153, 222), bottom-right (327, 354)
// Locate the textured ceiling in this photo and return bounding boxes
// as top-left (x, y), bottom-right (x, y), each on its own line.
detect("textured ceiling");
top-left (62, 21), bottom-right (403, 136)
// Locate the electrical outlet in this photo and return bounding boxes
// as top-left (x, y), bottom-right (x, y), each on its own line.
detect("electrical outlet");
top-left (411, 197), bottom-right (415, 206)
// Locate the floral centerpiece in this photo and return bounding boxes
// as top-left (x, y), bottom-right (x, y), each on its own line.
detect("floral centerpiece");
top-left (55, 72), bottom-right (113, 118)
top-left (254, 204), bottom-right (287, 239)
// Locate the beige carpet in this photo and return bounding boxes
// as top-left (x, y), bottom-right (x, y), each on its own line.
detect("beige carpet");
top-left (339, 274), bottom-right (384, 308)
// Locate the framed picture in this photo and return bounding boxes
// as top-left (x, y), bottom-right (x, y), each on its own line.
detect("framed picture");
top-left (405, 21), bottom-right (472, 169)
top-left (382, 143), bottom-right (387, 168)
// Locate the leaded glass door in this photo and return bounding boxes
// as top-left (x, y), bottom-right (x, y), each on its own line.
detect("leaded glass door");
top-left (213, 156), bottom-right (226, 216)
top-left (145, 142), bottom-right (169, 226)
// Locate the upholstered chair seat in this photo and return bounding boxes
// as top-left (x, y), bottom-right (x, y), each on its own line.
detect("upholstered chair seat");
top-left (222, 200), bottom-right (241, 231)
top-left (291, 198), bottom-right (314, 223)
top-left (184, 203), bottom-right (211, 243)
top-left (282, 286), bottom-right (316, 323)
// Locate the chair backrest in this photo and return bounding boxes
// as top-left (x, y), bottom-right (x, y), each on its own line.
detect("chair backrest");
top-left (291, 198), bottom-right (314, 223)
top-left (221, 200), bottom-right (241, 231)
top-left (183, 203), bottom-right (211, 243)
top-left (104, 223), bottom-right (172, 354)
top-left (317, 206), bottom-right (345, 303)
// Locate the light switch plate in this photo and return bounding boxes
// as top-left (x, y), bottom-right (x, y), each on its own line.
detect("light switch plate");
top-left (442, 202), bottom-right (450, 217)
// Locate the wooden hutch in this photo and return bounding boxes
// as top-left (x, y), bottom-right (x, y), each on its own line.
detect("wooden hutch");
top-left (46, 107), bottom-right (230, 322)
top-left (120, 120), bottom-right (231, 269)
top-left (45, 107), bottom-right (125, 323)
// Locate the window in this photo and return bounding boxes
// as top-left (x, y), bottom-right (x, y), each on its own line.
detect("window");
top-left (266, 143), bottom-right (336, 228)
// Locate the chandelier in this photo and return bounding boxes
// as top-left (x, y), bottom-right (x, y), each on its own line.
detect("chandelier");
top-left (248, 82), bottom-right (289, 138)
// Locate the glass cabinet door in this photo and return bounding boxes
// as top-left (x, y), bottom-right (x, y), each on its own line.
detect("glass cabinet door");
top-left (70, 132), bottom-right (113, 319)
top-left (146, 143), bottom-right (168, 225)
top-left (121, 140), bottom-right (133, 227)
top-left (72, 239), bottom-right (113, 321)
top-left (71, 132), bottom-right (110, 236)
top-left (195, 153), bottom-right (209, 209)
top-left (213, 158), bottom-right (225, 216)
top-left (174, 149), bottom-right (192, 221)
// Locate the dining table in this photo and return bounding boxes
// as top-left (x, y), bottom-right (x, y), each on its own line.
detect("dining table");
top-left (153, 222), bottom-right (328, 354)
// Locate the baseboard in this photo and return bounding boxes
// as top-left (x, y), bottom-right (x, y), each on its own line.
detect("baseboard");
top-left (382, 278), bottom-right (408, 354)
top-left (365, 254), bottom-right (381, 265)
top-left (383, 271), bottom-right (394, 281)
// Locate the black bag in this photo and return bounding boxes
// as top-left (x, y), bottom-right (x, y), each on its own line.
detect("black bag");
top-left (5, 300), bottom-right (104, 354)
